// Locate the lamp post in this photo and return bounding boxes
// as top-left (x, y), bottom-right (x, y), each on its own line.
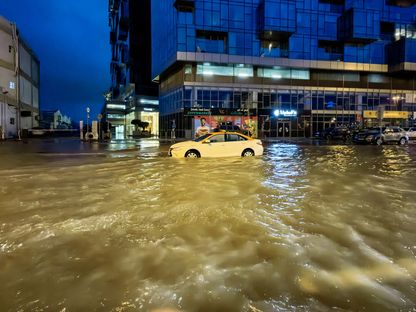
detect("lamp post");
top-left (1, 88), bottom-right (8, 140)
top-left (86, 107), bottom-right (90, 135)
top-left (171, 119), bottom-right (176, 143)
top-left (10, 23), bottom-right (21, 140)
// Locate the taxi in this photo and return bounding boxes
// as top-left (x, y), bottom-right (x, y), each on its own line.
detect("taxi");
top-left (168, 132), bottom-right (264, 158)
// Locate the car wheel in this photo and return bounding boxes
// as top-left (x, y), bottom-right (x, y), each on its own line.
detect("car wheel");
top-left (376, 138), bottom-right (383, 146)
top-left (242, 149), bottom-right (255, 157)
top-left (185, 150), bottom-right (200, 158)
top-left (398, 137), bottom-right (407, 145)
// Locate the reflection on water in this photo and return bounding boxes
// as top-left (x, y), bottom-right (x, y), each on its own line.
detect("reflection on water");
top-left (0, 141), bottom-right (415, 311)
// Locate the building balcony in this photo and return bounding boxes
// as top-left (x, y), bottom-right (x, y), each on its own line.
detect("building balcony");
top-left (118, 28), bottom-right (128, 41)
top-left (387, 38), bottom-right (416, 66)
top-left (174, 0), bottom-right (195, 12)
top-left (257, 0), bottom-right (296, 38)
top-left (337, 8), bottom-right (380, 43)
top-left (110, 30), bottom-right (116, 44)
top-left (109, 0), bottom-right (120, 12)
top-left (119, 16), bottom-right (129, 32)
top-left (386, 0), bottom-right (416, 7)
top-left (319, 0), bottom-right (345, 4)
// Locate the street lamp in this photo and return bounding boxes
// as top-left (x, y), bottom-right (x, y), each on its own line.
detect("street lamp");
top-left (86, 107), bottom-right (90, 134)
top-left (1, 88), bottom-right (8, 140)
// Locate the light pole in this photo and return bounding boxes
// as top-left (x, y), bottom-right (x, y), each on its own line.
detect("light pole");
top-left (1, 88), bottom-right (8, 140)
top-left (10, 23), bottom-right (21, 140)
top-left (86, 107), bottom-right (90, 136)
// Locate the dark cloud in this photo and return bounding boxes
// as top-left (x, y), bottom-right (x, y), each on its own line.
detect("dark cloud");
top-left (0, 0), bottom-right (110, 121)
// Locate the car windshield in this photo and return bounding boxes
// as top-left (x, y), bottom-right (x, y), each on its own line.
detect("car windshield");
top-left (193, 133), bottom-right (211, 142)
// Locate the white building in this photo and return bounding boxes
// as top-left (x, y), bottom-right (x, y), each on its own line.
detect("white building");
top-left (41, 110), bottom-right (72, 129)
top-left (0, 16), bottom-right (40, 139)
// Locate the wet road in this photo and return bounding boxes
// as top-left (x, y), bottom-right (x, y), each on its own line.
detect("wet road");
top-left (0, 139), bottom-right (415, 311)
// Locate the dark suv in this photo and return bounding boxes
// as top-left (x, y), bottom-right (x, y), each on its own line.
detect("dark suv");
top-left (317, 127), bottom-right (352, 141)
top-left (352, 127), bottom-right (409, 145)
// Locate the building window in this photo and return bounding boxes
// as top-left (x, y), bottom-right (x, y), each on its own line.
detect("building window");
top-left (260, 39), bottom-right (289, 58)
top-left (174, 0), bottom-right (195, 12)
top-left (196, 63), bottom-right (253, 78)
top-left (10, 118), bottom-right (15, 125)
top-left (184, 64), bottom-right (192, 74)
top-left (380, 22), bottom-right (395, 41)
top-left (196, 30), bottom-right (227, 53)
top-left (9, 81), bottom-right (15, 90)
top-left (318, 40), bottom-right (344, 61)
top-left (257, 67), bottom-right (310, 80)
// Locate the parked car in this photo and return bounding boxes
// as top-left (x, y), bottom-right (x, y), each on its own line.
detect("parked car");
top-left (352, 127), bottom-right (409, 145)
top-left (318, 127), bottom-right (352, 141)
top-left (406, 127), bottom-right (416, 141)
top-left (168, 132), bottom-right (264, 158)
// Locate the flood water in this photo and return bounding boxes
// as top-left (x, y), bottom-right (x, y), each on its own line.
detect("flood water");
top-left (0, 139), bottom-right (416, 311)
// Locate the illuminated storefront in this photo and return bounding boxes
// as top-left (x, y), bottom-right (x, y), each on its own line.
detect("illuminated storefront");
top-left (153, 1), bottom-right (416, 138)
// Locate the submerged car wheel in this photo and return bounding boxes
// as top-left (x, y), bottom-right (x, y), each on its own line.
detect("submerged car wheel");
top-left (185, 150), bottom-right (200, 158)
top-left (376, 138), bottom-right (383, 145)
top-left (398, 137), bottom-right (407, 145)
top-left (242, 149), bottom-right (255, 157)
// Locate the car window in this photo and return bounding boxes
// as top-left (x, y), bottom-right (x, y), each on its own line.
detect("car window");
top-left (194, 133), bottom-right (212, 142)
top-left (226, 134), bottom-right (239, 141)
top-left (209, 134), bottom-right (225, 143)
top-left (226, 134), bottom-right (247, 141)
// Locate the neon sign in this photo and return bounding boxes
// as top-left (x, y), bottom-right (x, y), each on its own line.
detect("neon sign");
top-left (273, 109), bottom-right (297, 117)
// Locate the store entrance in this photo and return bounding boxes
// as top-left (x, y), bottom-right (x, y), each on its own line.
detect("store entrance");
top-left (277, 121), bottom-right (291, 137)
top-left (259, 115), bottom-right (271, 138)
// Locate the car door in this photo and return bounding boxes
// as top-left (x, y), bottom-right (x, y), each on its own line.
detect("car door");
top-left (410, 128), bottom-right (416, 139)
top-left (224, 133), bottom-right (247, 157)
top-left (383, 128), bottom-right (394, 142)
top-left (392, 128), bottom-right (402, 141)
top-left (199, 134), bottom-right (226, 157)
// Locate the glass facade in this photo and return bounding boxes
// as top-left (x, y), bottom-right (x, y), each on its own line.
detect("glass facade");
top-left (152, 0), bottom-right (416, 138)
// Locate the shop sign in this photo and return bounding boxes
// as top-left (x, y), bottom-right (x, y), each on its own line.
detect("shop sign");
top-left (383, 111), bottom-right (409, 119)
top-left (184, 108), bottom-right (211, 116)
top-left (363, 110), bottom-right (378, 119)
top-left (273, 109), bottom-right (297, 117)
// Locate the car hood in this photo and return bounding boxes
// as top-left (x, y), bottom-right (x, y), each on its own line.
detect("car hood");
top-left (170, 141), bottom-right (196, 149)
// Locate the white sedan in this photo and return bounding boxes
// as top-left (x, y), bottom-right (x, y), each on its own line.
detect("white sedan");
top-left (168, 132), bottom-right (264, 158)
top-left (407, 127), bottom-right (416, 141)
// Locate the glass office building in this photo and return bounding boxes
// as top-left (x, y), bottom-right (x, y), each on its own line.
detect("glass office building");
top-left (152, 0), bottom-right (416, 138)
top-left (105, 0), bottom-right (159, 139)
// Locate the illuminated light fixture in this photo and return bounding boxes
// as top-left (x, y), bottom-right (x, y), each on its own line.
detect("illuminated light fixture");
top-left (274, 109), bottom-right (297, 117)
top-left (203, 62), bottom-right (211, 66)
top-left (237, 73), bottom-right (250, 78)
top-left (143, 108), bottom-right (154, 111)
top-left (140, 99), bottom-right (159, 105)
top-left (107, 104), bottom-right (126, 109)
top-left (272, 74), bottom-right (282, 79)
top-left (203, 71), bottom-right (214, 76)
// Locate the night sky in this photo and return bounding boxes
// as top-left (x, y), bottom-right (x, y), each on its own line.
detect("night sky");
top-left (0, 0), bottom-right (110, 122)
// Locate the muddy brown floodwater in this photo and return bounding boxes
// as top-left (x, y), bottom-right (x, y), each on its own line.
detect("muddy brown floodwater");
top-left (0, 139), bottom-right (415, 311)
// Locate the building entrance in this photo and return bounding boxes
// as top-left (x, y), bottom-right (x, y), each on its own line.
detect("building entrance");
top-left (277, 121), bottom-right (291, 137)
